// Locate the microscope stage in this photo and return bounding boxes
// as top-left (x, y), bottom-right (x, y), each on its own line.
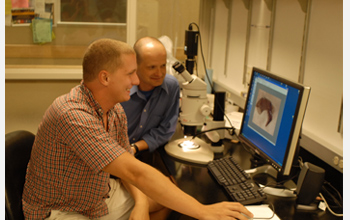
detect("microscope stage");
top-left (164, 137), bottom-right (214, 165)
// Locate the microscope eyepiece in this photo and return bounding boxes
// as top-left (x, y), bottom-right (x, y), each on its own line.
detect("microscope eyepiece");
top-left (172, 61), bottom-right (185, 73)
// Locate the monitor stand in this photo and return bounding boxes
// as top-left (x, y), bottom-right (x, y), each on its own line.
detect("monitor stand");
top-left (245, 164), bottom-right (297, 198)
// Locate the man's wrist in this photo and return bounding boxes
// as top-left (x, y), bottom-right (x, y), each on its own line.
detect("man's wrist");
top-left (131, 143), bottom-right (140, 155)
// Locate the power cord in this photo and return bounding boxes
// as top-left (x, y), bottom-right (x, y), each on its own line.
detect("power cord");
top-left (319, 192), bottom-right (343, 217)
top-left (190, 126), bottom-right (235, 140)
top-left (318, 180), bottom-right (343, 217)
top-left (322, 181), bottom-right (343, 207)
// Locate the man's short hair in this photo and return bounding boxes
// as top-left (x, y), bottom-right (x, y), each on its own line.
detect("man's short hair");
top-left (82, 38), bottom-right (135, 82)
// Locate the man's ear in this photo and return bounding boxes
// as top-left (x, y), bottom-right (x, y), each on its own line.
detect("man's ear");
top-left (98, 70), bottom-right (109, 86)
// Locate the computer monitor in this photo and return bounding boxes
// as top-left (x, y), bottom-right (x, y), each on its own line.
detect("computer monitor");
top-left (238, 67), bottom-right (310, 179)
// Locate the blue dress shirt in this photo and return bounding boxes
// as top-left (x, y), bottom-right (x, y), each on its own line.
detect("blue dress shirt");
top-left (121, 74), bottom-right (180, 152)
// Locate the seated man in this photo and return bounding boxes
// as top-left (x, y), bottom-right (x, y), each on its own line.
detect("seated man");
top-left (22, 38), bottom-right (253, 220)
top-left (121, 37), bottom-right (180, 165)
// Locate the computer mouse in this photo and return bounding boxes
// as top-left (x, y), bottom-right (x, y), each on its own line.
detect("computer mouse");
top-left (241, 212), bottom-right (253, 220)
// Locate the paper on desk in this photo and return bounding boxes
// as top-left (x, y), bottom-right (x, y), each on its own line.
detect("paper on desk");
top-left (245, 204), bottom-right (280, 220)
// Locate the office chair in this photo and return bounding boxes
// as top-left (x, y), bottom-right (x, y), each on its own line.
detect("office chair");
top-left (5, 130), bottom-right (35, 220)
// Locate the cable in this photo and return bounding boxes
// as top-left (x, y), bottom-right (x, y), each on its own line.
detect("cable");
top-left (321, 185), bottom-right (343, 208)
top-left (191, 126), bottom-right (235, 140)
top-left (319, 193), bottom-right (343, 217)
top-left (318, 180), bottom-right (343, 216)
top-left (188, 22), bottom-right (214, 92)
top-left (298, 156), bottom-right (304, 169)
top-left (323, 181), bottom-right (343, 205)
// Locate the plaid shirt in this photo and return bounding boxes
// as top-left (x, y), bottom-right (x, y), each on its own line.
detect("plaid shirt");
top-left (22, 82), bottom-right (133, 219)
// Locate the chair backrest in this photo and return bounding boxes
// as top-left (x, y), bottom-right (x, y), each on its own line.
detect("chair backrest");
top-left (5, 130), bottom-right (35, 220)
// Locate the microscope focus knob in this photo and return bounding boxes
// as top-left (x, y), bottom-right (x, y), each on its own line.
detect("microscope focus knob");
top-left (200, 105), bottom-right (211, 116)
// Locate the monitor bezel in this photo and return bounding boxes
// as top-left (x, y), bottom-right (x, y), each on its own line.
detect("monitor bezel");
top-left (238, 67), bottom-right (310, 176)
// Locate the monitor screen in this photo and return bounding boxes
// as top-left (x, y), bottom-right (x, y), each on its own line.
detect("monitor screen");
top-left (239, 67), bottom-right (310, 176)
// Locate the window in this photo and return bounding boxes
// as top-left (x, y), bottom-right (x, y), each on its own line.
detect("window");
top-left (5, 0), bottom-right (198, 68)
top-left (59, 0), bottom-right (127, 24)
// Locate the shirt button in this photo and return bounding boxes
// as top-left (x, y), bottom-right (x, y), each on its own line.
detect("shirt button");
top-left (144, 109), bottom-right (147, 112)
top-left (140, 125), bottom-right (143, 128)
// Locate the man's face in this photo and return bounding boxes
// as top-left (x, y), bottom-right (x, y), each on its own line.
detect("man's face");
top-left (137, 46), bottom-right (167, 91)
top-left (109, 53), bottom-right (139, 103)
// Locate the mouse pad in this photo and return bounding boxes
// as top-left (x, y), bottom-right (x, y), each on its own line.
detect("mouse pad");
top-left (245, 204), bottom-right (280, 220)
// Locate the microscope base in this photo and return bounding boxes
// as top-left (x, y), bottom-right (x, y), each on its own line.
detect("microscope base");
top-left (164, 137), bottom-right (214, 165)
top-left (211, 145), bottom-right (224, 153)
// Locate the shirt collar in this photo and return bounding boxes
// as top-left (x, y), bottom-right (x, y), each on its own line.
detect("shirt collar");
top-left (80, 81), bottom-right (104, 116)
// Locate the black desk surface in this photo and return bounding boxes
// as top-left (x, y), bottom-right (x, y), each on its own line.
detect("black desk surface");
top-left (154, 138), bottom-right (343, 220)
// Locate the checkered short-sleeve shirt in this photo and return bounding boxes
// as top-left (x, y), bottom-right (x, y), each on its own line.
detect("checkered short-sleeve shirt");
top-left (22, 82), bottom-right (133, 219)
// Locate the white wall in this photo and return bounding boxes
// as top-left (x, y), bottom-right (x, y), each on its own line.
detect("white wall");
top-left (302, 0), bottom-right (343, 158)
top-left (207, 0), bottom-right (343, 171)
top-left (5, 80), bottom-right (81, 134)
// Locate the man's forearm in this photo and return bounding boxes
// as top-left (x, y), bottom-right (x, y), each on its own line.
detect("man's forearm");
top-left (104, 153), bottom-right (204, 219)
top-left (138, 169), bottom-right (203, 218)
top-left (124, 157), bottom-right (204, 218)
top-left (120, 179), bottom-right (149, 207)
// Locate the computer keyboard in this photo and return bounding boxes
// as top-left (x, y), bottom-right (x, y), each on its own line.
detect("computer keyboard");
top-left (208, 157), bottom-right (267, 205)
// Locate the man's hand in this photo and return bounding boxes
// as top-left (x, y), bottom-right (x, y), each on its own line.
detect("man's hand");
top-left (199, 202), bottom-right (253, 220)
top-left (104, 153), bottom-right (253, 220)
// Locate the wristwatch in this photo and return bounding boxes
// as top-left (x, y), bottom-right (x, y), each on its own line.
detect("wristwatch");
top-left (131, 143), bottom-right (140, 155)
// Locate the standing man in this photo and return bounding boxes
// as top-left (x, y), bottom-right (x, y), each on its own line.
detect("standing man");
top-left (121, 37), bottom-right (180, 164)
top-left (22, 38), bottom-right (253, 220)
